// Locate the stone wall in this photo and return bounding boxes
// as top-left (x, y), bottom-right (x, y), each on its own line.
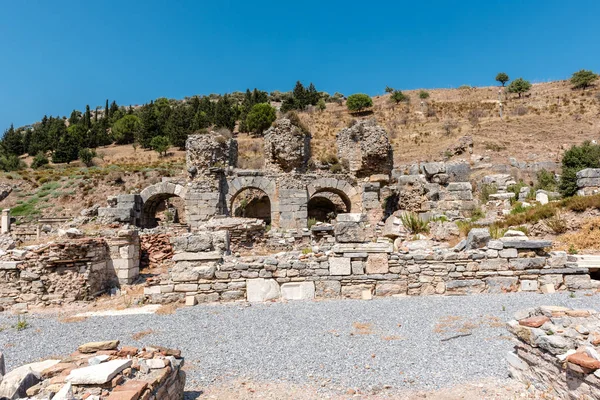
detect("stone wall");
top-left (0, 340), bottom-right (184, 400)
top-left (0, 230), bottom-right (140, 311)
top-left (577, 168), bottom-right (600, 196)
top-left (507, 306), bottom-right (600, 399)
top-left (336, 119), bottom-right (393, 177)
top-left (143, 231), bottom-right (595, 304)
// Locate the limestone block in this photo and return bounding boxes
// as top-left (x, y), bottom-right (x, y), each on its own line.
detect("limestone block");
top-left (315, 281), bottom-right (341, 298)
top-left (329, 257), bottom-right (351, 275)
top-left (486, 277), bottom-right (518, 293)
top-left (499, 248), bottom-right (518, 258)
top-left (341, 284), bottom-right (373, 299)
top-left (281, 282), bottom-right (315, 301)
top-left (144, 286), bottom-right (161, 295)
top-left (465, 228), bottom-right (491, 250)
top-left (366, 254), bottom-right (389, 274)
top-left (520, 280), bottom-right (539, 291)
top-left (565, 275), bottom-right (594, 290)
top-left (174, 284), bottom-right (198, 292)
top-left (246, 278), bottom-right (280, 302)
top-left (375, 282), bottom-right (407, 296)
top-left (536, 191), bottom-right (549, 205)
top-left (185, 295), bottom-right (197, 306)
top-left (66, 359), bottom-right (132, 385)
top-left (351, 261), bottom-right (365, 275)
top-left (540, 283), bottom-right (555, 294)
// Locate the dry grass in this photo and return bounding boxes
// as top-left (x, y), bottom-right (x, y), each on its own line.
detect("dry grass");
top-left (58, 315), bottom-right (88, 323)
top-left (435, 315), bottom-right (504, 334)
top-left (351, 322), bottom-right (374, 335)
top-left (155, 303), bottom-right (180, 315)
top-left (558, 218), bottom-right (600, 251)
top-left (131, 328), bottom-right (155, 340)
top-left (381, 335), bottom-right (405, 341)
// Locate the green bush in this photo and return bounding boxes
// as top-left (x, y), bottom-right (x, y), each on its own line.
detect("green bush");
top-left (31, 153), bottom-right (49, 169)
top-left (78, 148), bottom-right (97, 167)
top-left (535, 169), bottom-right (557, 191)
top-left (346, 93), bottom-right (373, 112)
top-left (391, 90), bottom-right (409, 104)
top-left (495, 72), bottom-right (510, 86)
top-left (507, 78), bottom-right (531, 98)
top-left (246, 103), bottom-right (277, 135)
top-left (480, 183), bottom-right (498, 202)
top-left (0, 154), bottom-right (25, 172)
top-left (559, 141), bottom-right (600, 197)
top-left (418, 90), bottom-right (430, 99)
top-left (570, 69), bottom-right (598, 90)
top-left (150, 136), bottom-right (170, 157)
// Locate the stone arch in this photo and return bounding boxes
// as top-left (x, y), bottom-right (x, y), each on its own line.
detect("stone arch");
top-left (307, 178), bottom-right (361, 214)
top-left (226, 177), bottom-right (278, 226)
top-left (140, 182), bottom-right (188, 228)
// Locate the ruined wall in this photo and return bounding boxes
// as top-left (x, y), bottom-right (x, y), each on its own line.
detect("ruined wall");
top-left (263, 117), bottom-right (311, 173)
top-left (0, 231), bottom-right (140, 311)
top-left (186, 131), bottom-right (238, 173)
top-left (336, 119), bottom-right (393, 177)
top-left (577, 168), bottom-right (600, 196)
top-left (143, 231), bottom-right (594, 304)
top-left (507, 306), bottom-right (600, 399)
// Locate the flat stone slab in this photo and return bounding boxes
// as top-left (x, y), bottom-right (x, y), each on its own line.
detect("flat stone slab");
top-left (246, 278), bottom-right (280, 302)
top-left (173, 252), bottom-right (222, 262)
top-left (78, 340), bottom-right (120, 354)
top-left (0, 261), bottom-right (21, 270)
top-left (67, 359), bottom-right (132, 385)
top-left (75, 305), bottom-right (162, 318)
top-left (281, 282), bottom-right (315, 301)
top-left (501, 240), bottom-right (552, 249)
top-left (332, 243), bottom-right (393, 254)
top-left (329, 257), bottom-right (351, 275)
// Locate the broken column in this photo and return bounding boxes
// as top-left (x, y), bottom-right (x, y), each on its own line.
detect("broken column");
top-left (1, 209), bottom-right (10, 234)
top-left (263, 117), bottom-right (311, 173)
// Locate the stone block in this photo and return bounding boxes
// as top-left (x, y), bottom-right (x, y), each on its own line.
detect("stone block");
top-left (487, 240), bottom-right (504, 250)
top-left (246, 278), bottom-right (280, 302)
top-left (486, 277), bottom-right (518, 293)
top-left (499, 248), bottom-right (518, 258)
top-left (174, 284), bottom-right (198, 292)
top-left (465, 228), bottom-right (491, 250)
top-left (351, 261), bottom-right (364, 275)
top-left (185, 296), bottom-right (197, 306)
top-left (365, 254), bottom-right (389, 274)
top-left (520, 280), bottom-right (538, 291)
top-left (281, 282), bottom-right (315, 301)
top-left (315, 281), bottom-right (341, 298)
top-left (375, 282), bottom-right (407, 296)
top-left (329, 257), bottom-right (351, 275)
top-left (341, 284), bottom-right (373, 299)
top-left (143, 286), bottom-right (161, 295)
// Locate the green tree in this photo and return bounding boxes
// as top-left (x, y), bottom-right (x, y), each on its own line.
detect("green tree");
top-left (84, 105), bottom-right (91, 129)
top-left (31, 152), bottom-right (49, 169)
top-left (166, 104), bottom-right (193, 149)
top-left (346, 93), bottom-right (373, 112)
top-left (52, 132), bottom-right (80, 164)
top-left (391, 90), bottom-right (409, 104)
top-left (78, 148), bottom-right (97, 167)
top-left (419, 90), bottom-right (430, 99)
top-left (246, 103), bottom-right (277, 135)
top-left (495, 72), bottom-right (510, 86)
top-left (111, 115), bottom-right (141, 144)
top-left (214, 95), bottom-right (236, 131)
top-left (2, 124), bottom-right (24, 155)
top-left (293, 81), bottom-right (308, 109)
top-left (105, 99), bottom-right (110, 119)
top-left (385, 86), bottom-right (394, 94)
top-left (150, 135), bottom-right (170, 157)
top-left (570, 69), bottom-right (598, 90)
top-left (507, 78), bottom-right (532, 98)
top-left (559, 141), bottom-right (600, 197)
top-left (138, 101), bottom-right (160, 148)
top-left (317, 98), bottom-right (326, 112)
top-left (307, 83), bottom-right (320, 106)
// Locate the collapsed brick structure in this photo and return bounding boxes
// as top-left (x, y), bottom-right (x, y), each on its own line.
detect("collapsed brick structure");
top-left (0, 340), bottom-right (184, 399)
top-left (0, 230), bottom-right (140, 310)
top-left (507, 306), bottom-right (600, 399)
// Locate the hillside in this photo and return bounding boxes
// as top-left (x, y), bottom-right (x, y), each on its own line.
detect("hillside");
top-left (1, 79), bottom-right (599, 221)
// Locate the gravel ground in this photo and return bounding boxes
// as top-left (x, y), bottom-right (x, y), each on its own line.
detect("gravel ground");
top-left (1, 292), bottom-right (599, 396)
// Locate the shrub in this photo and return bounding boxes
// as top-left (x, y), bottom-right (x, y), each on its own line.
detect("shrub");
top-left (512, 105), bottom-right (528, 116)
top-left (535, 169), bottom-right (557, 191)
top-left (399, 212), bottom-right (429, 234)
top-left (246, 103), bottom-right (277, 135)
top-left (559, 141), bottom-right (600, 197)
top-left (385, 86), bottom-right (395, 94)
top-left (307, 218), bottom-right (317, 229)
top-left (317, 98), bottom-right (326, 112)
top-left (495, 72), bottom-right (510, 86)
top-left (442, 119), bottom-right (459, 135)
top-left (570, 69), bottom-right (598, 90)
top-left (284, 111), bottom-right (310, 135)
top-left (111, 115), bottom-right (141, 144)
top-left (31, 153), bottom-right (49, 169)
top-left (507, 78), bottom-right (532, 98)
top-left (150, 136), bottom-right (170, 157)
top-left (501, 203), bottom-right (556, 227)
top-left (0, 154), bottom-right (25, 172)
top-left (456, 220), bottom-right (474, 237)
top-left (480, 183), bottom-right (498, 202)
top-left (391, 90), bottom-right (409, 104)
top-left (346, 93), bottom-right (373, 113)
top-left (78, 148), bottom-right (97, 167)
top-left (329, 163), bottom-right (343, 173)
top-left (545, 215), bottom-right (567, 234)
top-left (564, 195), bottom-right (600, 212)
top-left (510, 202), bottom-right (529, 214)
top-left (418, 90), bottom-right (430, 99)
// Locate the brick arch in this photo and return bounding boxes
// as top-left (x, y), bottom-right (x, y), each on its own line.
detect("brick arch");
top-left (226, 177), bottom-right (279, 226)
top-left (140, 182), bottom-right (188, 228)
top-left (307, 178), bottom-right (361, 213)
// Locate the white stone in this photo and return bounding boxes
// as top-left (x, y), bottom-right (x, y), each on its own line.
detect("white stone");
top-left (88, 355), bottom-right (110, 366)
top-left (499, 248), bottom-right (518, 258)
top-left (361, 289), bottom-right (373, 300)
top-left (520, 280), bottom-right (538, 291)
top-left (53, 382), bottom-right (74, 400)
top-left (329, 257), bottom-right (351, 275)
top-left (281, 282), bottom-right (315, 301)
top-left (540, 283), bottom-right (555, 294)
top-left (144, 286), bottom-right (161, 295)
top-left (506, 351), bottom-right (528, 370)
top-left (246, 278), bottom-right (280, 302)
top-left (504, 229), bottom-right (526, 237)
top-left (145, 358), bottom-right (166, 369)
top-left (185, 295), bottom-right (197, 306)
top-left (66, 359), bottom-right (132, 385)
top-left (557, 349), bottom-right (577, 361)
top-left (0, 359), bottom-right (60, 398)
top-left (536, 192), bottom-right (549, 205)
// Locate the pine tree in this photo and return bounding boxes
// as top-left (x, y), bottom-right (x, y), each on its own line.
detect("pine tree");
top-left (105, 99), bottom-right (110, 119)
top-left (84, 105), bottom-right (91, 129)
top-left (1, 124), bottom-right (24, 155)
top-left (138, 101), bottom-right (160, 148)
top-left (293, 81), bottom-right (308, 109)
top-left (307, 83), bottom-right (319, 106)
top-left (214, 95), bottom-right (236, 131)
top-left (52, 132), bottom-right (80, 164)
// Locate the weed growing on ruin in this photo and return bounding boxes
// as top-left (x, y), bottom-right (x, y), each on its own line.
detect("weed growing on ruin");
top-left (455, 220), bottom-right (473, 237)
top-left (479, 184), bottom-right (498, 202)
top-left (302, 247), bottom-right (312, 255)
top-left (399, 212), bottom-right (429, 234)
top-left (568, 245), bottom-right (578, 255)
top-left (307, 218), bottom-right (317, 229)
top-left (545, 215), bottom-right (568, 234)
top-left (14, 315), bottom-right (29, 331)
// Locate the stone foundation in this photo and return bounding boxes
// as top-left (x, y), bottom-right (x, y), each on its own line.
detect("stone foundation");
top-left (0, 341), bottom-right (184, 400)
top-left (0, 230), bottom-right (140, 311)
top-left (507, 306), bottom-right (600, 399)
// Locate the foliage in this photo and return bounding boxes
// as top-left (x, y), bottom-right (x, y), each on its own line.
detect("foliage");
top-left (510, 202), bottom-right (529, 214)
top-left (14, 315), bottom-right (29, 331)
top-left (495, 72), bottom-right (510, 86)
top-left (390, 90), bottom-right (409, 104)
top-left (150, 136), bottom-right (170, 157)
top-left (307, 218), bottom-right (317, 229)
top-left (317, 98), bottom-right (326, 112)
top-left (564, 195), bottom-right (600, 212)
top-left (455, 220), bottom-right (474, 237)
top-left (346, 93), bottom-right (373, 112)
top-left (545, 215), bottom-right (567, 234)
top-left (385, 86), bottom-right (394, 93)
top-left (399, 212), bottom-right (429, 234)
top-left (52, 132), bottom-right (79, 164)
top-left (507, 78), bottom-right (532, 98)
top-left (111, 115), bottom-right (141, 144)
top-left (418, 90), bottom-right (430, 99)
top-left (280, 81), bottom-right (320, 112)
top-left (246, 103), bottom-right (277, 135)
top-left (31, 152), bottom-right (49, 169)
top-left (507, 182), bottom-right (531, 200)
top-left (570, 69), bottom-right (598, 90)
top-left (535, 169), bottom-right (557, 191)
top-left (479, 183), bottom-right (498, 202)
top-left (500, 203), bottom-right (557, 227)
top-left (78, 148), bottom-right (97, 167)
top-left (0, 154), bottom-right (24, 172)
top-left (489, 224), bottom-right (507, 239)
top-left (559, 141), bottom-right (600, 197)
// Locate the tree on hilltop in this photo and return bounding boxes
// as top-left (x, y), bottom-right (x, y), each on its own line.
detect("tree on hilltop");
top-left (346, 93), bottom-right (373, 112)
top-left (391, 90), bottom-right (409, 104)
top-left (507, 78), bottom-right (531, 98)
top-left (246, 103), bottom-right (276, 136)
top-left (570, 69), bottom-right (598, 90)
top-left (495, 72), bottom-right (510, 86)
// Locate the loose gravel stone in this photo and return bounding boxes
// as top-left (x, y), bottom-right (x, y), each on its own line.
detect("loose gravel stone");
top-left (1, 292), bottom-right (600, 395)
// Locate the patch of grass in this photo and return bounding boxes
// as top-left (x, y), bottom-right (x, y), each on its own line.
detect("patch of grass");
top-left (545, 215), bottom-right (568, 234)
top-left (456, 220), bottom-right (474, 237)
top-left (399, 212), bottom-right (429, 234)
top-left (510, 202), bottom-right (529, 214)
top-left (307, 218), bottom-right (317, 229)
top-left (480, 183), bottom-right (498, 202)
top-left (563, 195), bottom-right (600, 212)
top-left (489, 224), bottom-right (507, 239)
top-left (500, 203), bottom-right (557, 227)
top-left (13, 315), bottom-right (29, 331)
top-left (560, 218), bottom-right (600, 251)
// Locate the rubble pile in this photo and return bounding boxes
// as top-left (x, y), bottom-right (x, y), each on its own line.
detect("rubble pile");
top-left (508, 306), bottom-right (600, 399)
top-left (140, 234), bottom-right (173, 269)
top-left (0, 340), bottom-right (185, 400)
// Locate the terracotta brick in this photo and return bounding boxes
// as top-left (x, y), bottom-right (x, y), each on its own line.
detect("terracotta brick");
top-left (519, 316), bottom-right (550, 328)
top-left (567, 353), bottom-right (600, 370)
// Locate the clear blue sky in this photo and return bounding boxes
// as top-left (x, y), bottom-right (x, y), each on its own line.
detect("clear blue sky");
top-left (1, 0), bottom-right (599, 130)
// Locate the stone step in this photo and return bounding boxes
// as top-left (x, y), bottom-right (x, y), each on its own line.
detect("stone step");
top-left (501, 240), bottom-right (552, 249)
top-left (172, 252), bottom-right (222, 262)
top-left (332, 243), bottom-right (393, 254)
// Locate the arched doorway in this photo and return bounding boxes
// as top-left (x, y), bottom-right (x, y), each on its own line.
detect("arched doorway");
top-left (231, 187), bottom-right (272, 225)
top-left (308, 191), bottom-right (350, 222)
top-left (140, 182), bottom-right (188, 228)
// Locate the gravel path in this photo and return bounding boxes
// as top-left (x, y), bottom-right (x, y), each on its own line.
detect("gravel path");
top-left (1, 292), bottom-right (599, 395)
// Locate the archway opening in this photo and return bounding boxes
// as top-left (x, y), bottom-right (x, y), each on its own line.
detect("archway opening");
top-left (308, 190), bottom-right (350, 223)
top-left (142, 194), bottom-right (186, 228)
top-left (231, 188), bottom-right (271, 225)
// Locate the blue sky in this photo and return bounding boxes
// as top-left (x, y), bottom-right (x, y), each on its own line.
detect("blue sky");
top-left (1, 0), bottom-right (599, 130)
